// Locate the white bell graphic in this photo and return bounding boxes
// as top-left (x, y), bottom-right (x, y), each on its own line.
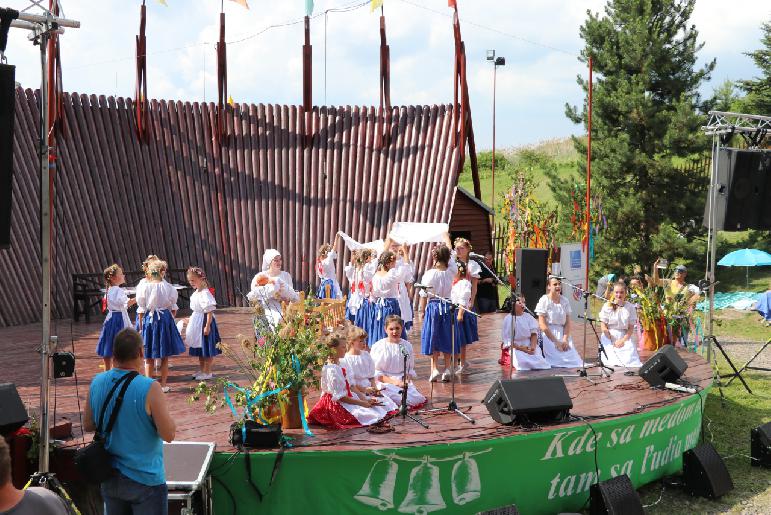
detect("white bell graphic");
top-left (451, 452), bottom-right (481, 504)
top-left (354, 458), bottom-right (398, 510)
top-left (398, 457), bottom-right (446, 514)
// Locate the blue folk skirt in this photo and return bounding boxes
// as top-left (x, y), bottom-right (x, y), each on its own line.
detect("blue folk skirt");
top-left (316, 278), bottom-right (342, 299)
top-left (366, 298), bottom-right (406, 347)
top-left (96, 312), bottom-right (129, 357)
top-left (421, 299), bottom-right (457, 355)
top-left (141, 310), bottom-right (186, 359)
top-left (458, 311), bottom-right (479, 346)
top-left (189, 317), bottom-right (222, 357)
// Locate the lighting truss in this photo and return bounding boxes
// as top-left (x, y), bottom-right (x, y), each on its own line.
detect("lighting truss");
top-left (702, 111), bottom-right (771, 148)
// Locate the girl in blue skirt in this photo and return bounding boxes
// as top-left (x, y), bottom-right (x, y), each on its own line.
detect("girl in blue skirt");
top-left (137, 260), bottom-right (185, 392)
top-left (368, 247), bottom-right (409, 346)
top-left (96, 264), bottom-right (136, 371)
top-left (185, 267), bottom-right (221, 381)
top-left (316, 234), bottom-right (342, 299)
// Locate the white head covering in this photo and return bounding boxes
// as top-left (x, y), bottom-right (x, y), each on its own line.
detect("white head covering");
top-left (262, 249), bottom-right (281, 272)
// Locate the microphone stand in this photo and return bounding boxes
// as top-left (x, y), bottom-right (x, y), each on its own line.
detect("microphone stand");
top-left (397, 343), bottom-right (429, 428)
top-left (418, 288), bottom-right (477, 424)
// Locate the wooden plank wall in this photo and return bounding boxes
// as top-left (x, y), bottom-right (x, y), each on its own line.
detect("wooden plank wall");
top-left (0, 88), bottom-right (461, 327)
top-left (449, 192), bottom-right (492, 255)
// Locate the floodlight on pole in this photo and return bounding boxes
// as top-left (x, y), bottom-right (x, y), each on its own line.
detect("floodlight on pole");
top-left (490, 52), bottom-right (505, 227)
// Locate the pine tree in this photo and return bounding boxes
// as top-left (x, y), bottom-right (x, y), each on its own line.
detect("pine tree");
top-left (563, 0), bottom-right (715, 273)
top-left (737, 21), bottom-right (771, 115)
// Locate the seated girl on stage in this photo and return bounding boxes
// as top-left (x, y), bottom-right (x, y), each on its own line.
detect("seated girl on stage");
top-left (599, 282), bottom-right (643, 367)
top-left (500, 294), bottom-right (551, 370)
top-left (339, 326), bottom-right (398, 413)
top-left (185, 267), bottom-right (221, 380)
top-left (308, 334), bottom-right (389, 430)
top-left (535, 276), bottom-right (584, 368)
top-left (316, 234), bottom-right (342, 299)
top-left (371, 315), bottom-right (426, 409)
top-left (96, 264), bottom-right (137, 371)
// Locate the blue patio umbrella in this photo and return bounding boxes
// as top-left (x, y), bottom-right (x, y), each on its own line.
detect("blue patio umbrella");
top-left (717, 248), bottom-right (771, 288)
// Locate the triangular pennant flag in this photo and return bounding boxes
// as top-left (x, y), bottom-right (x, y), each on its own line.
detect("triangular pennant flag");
top-left (229, 0), bottom-right (249, 8)
top-left (305, 0), bottom-right (314, 17)
top-left (371, 0), bottom-right (384, 12)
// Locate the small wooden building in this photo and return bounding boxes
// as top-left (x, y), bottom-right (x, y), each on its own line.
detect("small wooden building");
top-left (449, 186), bottom-right (494, 255)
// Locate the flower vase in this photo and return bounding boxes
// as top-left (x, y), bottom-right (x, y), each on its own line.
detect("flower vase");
top-left (280, 389), bottom-right (303, 429)
top-left (641, 320), bottom-right (668, 351)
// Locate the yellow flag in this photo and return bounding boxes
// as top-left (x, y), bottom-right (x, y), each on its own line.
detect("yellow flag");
top-left (370, 0), bottom-right (383, 12)
top-left (229, 0), bottom-right (249, 8)
top-left (228, 95), bottom-right (235, 106)
top-left (156, 0), bottom-right (168, 6)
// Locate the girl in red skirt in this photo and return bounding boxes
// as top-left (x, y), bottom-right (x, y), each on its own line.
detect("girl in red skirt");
top-left (308, 334), bottom-right (389, 429)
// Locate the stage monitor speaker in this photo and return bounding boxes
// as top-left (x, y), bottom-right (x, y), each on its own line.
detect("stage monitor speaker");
top-left (703, 147), bottom-right (771, 231)
top-left (0, 383), bottom-right (28, 436)
top-left (483, 376), bottom-right (572, 426)
top-left (515, 248), bottom-right (548, 314)
top-left (638, 345), bottom-right (688, 388)
top-left (478, 505), bottom-right (519, 515)
top-left (589, 474), bottom-right (644, 515)
top-left (683, 442), bottom-right (734, 498)
top-left (0, 64), bottom-right (15, 249)
top-left (751, 421), bottom-right (771, 468)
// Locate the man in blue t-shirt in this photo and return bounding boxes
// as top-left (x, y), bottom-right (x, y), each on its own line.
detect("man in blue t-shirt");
top-left (84, 329), bottom-right (176, 515)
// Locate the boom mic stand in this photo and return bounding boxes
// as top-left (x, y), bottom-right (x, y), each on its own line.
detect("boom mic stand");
top-left (418, 288), bottom-right (477, 424)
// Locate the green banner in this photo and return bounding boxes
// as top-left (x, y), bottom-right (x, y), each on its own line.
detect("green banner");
top-left (210, 389), bottom-right (707, 514)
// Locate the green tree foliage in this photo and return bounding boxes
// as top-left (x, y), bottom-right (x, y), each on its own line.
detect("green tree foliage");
top-left (564, 0), bottom-right (715, 275)
top-left (737, 21), bottom-right (771, 115)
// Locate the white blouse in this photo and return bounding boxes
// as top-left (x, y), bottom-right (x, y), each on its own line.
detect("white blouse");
top-left (339, 352), bottom-right (376, 389)
top-left (371, 338), bottom-right (417, 379)
top-left (599, 301), bottom-right (637, 332)
top-left (319, 363), bottom-right (351, 402)
top-left (418, 262), bottom-right (458, 299)
top-left (316, 251), bottom-right (337, 280)
top-left (345, 265), bottom-right (371, 296)
top-left (452, 252), bottom-right (481, 279)
top-left (450, 279), bottom-right (472, 308)
top-left (371, 266), bottom-right (410, 299)
top-left (535, 295), bottom-right (572, 326)
top-left (501, 313), bottom-right (539, 348)
top-left (136, 280), bottom-right (178, 313)
top-left (105, 286), bottom-right (131, 328)
top-left (190, 289), bottom-right (217, 314)
top-left (248, 271), bottom-right (300, 303)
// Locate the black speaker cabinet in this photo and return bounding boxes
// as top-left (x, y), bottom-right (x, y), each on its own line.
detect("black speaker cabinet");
top-left (683, 442), bottom-right (734, 498)
top-left (478, 505), bottom-right (519, 515)
top-left (751, 421), bottom-right (771, 468)
top-left (515, 248), bottom-right (548, 314)
top-left (703, 147), bottom-right (771, 231)
top-left (589, 474), bottom-right (644, 515)
top-left (0, 64), bottom-right (15, 249)
top-left (638, 345), bottom-right (688, 387)
top-left (483, 376), bottom-right (572, 425)
top-left (0, 383), bottom-right (28, 436)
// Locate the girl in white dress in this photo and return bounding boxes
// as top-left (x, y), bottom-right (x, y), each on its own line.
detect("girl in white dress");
top-left (316, 235), bottom-right (342, 299)
top-left (599, 282), bottom-right (643, 367)
top-left (96, 264), bottom-right (136, 371)
top-left (134, 254), bottom-right (159, 330)
top-left (308, 334), bottom-right (389, 429)
top-left (346, 249), bottom-right (375, 323)
top-left (247, 249), bottom-right (300, 329)
top-left (535, 277), bottom-right (584, 368)
top-left (453, 238), bottom-right (480, 372)
top-left (368, 247), bottom-right (410, 345)
top-left (185, 267), bottom-right (221, 380)
top-left (500, 294), bottom-right (551, 370)
top-left (371, 315), bottom-right (426, 409)
top-left (339, 326), bottom-right (398, 413)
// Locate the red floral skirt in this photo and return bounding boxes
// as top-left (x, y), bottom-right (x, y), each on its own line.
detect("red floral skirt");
top-left (307, 393), bottom-right (362, 430)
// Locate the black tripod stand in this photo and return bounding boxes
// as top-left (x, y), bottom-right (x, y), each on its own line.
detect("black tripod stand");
top-left (396, 343), bottom-right (429, 428)
top-left (559, 280), bottom-right (613, 380)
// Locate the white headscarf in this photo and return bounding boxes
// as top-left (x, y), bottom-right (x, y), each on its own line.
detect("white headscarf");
top-left (262, 249), bottom-right (281, 272)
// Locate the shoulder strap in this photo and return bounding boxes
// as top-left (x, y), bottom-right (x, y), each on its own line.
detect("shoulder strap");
top-left (100, 371), bottom-right (139, 435)
top-left (96, 372), bottom-right (132, 434)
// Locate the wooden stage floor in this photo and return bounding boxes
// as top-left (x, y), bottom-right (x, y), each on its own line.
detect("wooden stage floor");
top-left (0, 309), bottom-right (713, 453)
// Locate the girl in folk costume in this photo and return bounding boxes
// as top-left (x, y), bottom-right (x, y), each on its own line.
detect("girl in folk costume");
top-left (134, 254), bottom-right (159, 330)
top-left (599, 282), bottom-right (643, 367)
top-left (316, 234), bottom-right (342, 299)
top-left (185, 267), bottom-right (221, 380)
top-left (137, 260), bottom-right (186, 392)
top-left (535, 276), bottom-right (584, 368)
top-left (339, 326), bottom-right (398, 413)
top-left (247, 249), bottom-right (300, 329)
top-left (344, 249), bottom-right (361, 322)
top-left (368, 245), bottom-right (411, 346)
top-left (371, 315), bottom-right (426, 408)
top-left (451, 260), bottom-right (478, 375)
top-left (96, 264), bottom-right (137, 371)
top-left (500, 294), bottom-right (551, 370)
top-left (351, 248), bottom-right (377, 334)
top-left (452, 238), bottom-right (480, 372)
top-left (388, 240), bottom-right (416, 332)
top-left (308, 334), bottom-right (389, 430)
top-left (417, 240), bottom-right (458, 382)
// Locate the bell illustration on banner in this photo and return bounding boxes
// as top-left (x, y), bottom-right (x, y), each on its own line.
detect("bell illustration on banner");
top-left (354, 457), bottom-right (398, 510)
top-left (451, 452), bottom-right (481, 504)
top-left (398, 457), bottom-right (446, 514)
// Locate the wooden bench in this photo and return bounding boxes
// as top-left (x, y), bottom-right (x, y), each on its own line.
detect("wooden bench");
top-left (72, 268), bottom-right (193, 323)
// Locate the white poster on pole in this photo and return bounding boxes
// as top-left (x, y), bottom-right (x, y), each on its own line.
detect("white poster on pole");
top-left (556, 242), bottom-right (586, 320)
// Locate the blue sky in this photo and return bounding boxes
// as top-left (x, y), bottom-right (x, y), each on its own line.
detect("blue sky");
top-left (5, 0), bottom-right (769, 149)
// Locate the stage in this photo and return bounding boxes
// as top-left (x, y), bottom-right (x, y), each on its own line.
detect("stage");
top-left (2, 309), bottom-right (713, 514)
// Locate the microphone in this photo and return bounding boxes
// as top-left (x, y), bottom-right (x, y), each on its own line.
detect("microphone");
top-left (548, 275), bottom-right (567, 280)
top-left (578, 314), bottom-right (598, 322)
top-left (469, 252), bottom-right (485, 259)
top-left (413, 283), bottom-right (433, 290)
top-left (399, 342), bottom-right (409, 357)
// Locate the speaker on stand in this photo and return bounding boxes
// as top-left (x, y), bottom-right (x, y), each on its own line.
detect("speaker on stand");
top-left (0, 63), bottom-right (15, 249)
top-left (515, 248), bottom-right (548, 314)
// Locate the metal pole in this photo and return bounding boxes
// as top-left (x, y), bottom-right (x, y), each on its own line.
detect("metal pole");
top-left (706, 133), bottom-right (719, 364)
top-left (491, 63), bottom-right (497, 227)
top-left (38, 27), bottom-right (52, 474)
top-left (583, 57), bottom-right (592, 355)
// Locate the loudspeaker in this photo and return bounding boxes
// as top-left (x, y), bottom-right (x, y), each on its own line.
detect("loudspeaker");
top-left (703, 147), bottom-right (771, 231)
top-left (52, 352), bottom-right (76, 378)
top-left (0, 64), bottom-right (15, 249)
top-left (483, 376), bottom-right (572, 425)
top-left (589, 474), bottom-right (644, 515)
top-left (638, 345), bottom-right (688, 387)
top-left (683, 443), bottom-right (733, 498)
top-left (478, 505), bottom-right (519, 515)
top-left (515, 248), bottom-right (548, 313)
top-left (0, 383), bottom-right (28, 436)
top-left (751, 421), bottom-right (771, 468)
